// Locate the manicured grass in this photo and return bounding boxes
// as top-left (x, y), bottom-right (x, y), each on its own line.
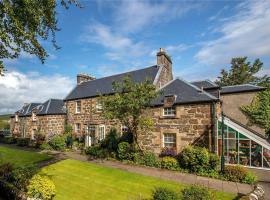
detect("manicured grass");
top-left (0, 145), bottom-right (51, 166)
top-left (40, 159), bottom-right (237, 200)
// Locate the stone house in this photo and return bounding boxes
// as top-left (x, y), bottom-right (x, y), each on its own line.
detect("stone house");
top-left (10, 99), bottom-right (66, 139)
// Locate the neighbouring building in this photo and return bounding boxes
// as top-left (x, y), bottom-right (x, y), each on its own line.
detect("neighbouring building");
top-left (10, 99), bottom-right (66, 139)
top-left (10, 48), bottom-right (270, 170)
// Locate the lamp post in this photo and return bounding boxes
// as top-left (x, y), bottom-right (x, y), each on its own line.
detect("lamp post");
top-left (221, 112), bottom-right (225, 173)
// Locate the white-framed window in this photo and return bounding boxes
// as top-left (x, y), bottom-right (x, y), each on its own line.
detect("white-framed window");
top-left (98, 125), bottom-right (105, 141)
top-left (121, 125), bottom-right (128, 135)
top-left (76, 101), bottom-right (81, 113)
top-left (96, 102), bottom-right (103, 112)
top-left (75, 123), bottom-right (81, 133)
top-left (32, 112), bottom-right (37, 121)
top-left (31, 129), bottom-right (36, 140)
top-left (163, 133), bottom-right (176, 148)
top-left (15, 114), bottom-right (18, 122)
top-left (163, 107), bottom-right (176, 117)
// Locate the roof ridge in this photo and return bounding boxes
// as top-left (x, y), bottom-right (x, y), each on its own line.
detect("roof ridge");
top-left (221, 83), bottom-right (261, 88)
top-left (80, 65), bottom-right (158, 85)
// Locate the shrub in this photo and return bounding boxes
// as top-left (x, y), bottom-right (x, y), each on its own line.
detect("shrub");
top-left (35, 132), bottom-right (46, 148)
top-left (160, 148), bottom-right (177, 158)
top-left (181, 185), bottom-right (215, 200)
top-left (119, 131), bottom-right (133, 144)
top-left (48, 135), bottom-right (66, 151)
top-left (161, 157), bottom-right (179, 170)
top-left (9, 165), bottom-right (38, 191)
top-left (152, 187), bottom-right (179, 200)
top-left (27, 175), bottom-right (56, 200)
top-left (178, 146), bottom-right (215, 173)
top-left (100, 128), bottom-right (119, 152)
top-left (0, 163), bottom-right (13, 180)
top-left (3, 136), bottom-right (16, 144)
top-left (16, 137), bottom-right (30, 147)
top-left (40, 142), bottom-right (52, 150)
top-left (85, 146), bottom-right (108, 159)
top-left (142, 151), bottom-right (159, 167)
top-left (117, 142), bottom-right (132, 160)
top-left (243, 171), bottom-right (257, 184)
top-left (65, 134), bottom-right (73, 148)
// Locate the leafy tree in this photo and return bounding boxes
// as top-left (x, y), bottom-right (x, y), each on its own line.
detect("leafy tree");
top-left (241, 77), bottom-right (270, 136)
top-left (100, 75), bottom-right (160, 149)
top-left (0, 0), bottom-right (79, 76)
top-left (215, 57), bottom-right (263, 86)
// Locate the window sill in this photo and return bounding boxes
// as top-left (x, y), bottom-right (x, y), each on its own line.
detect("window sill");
top-left (160, 116), bottom-right (178, 119)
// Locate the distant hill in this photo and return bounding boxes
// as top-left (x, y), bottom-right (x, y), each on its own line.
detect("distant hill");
top-left (0, 114), bottom-right (11, 130)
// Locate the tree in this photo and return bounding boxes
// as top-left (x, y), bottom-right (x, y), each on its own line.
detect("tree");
top-left (0, 0), bottom-right (79, 76)
top-left (215, 57), bottom-right (263, 86)
top-left (241, 76), bottom-right (270, 136)
top-left (100, 75), bottom-right (160, 149)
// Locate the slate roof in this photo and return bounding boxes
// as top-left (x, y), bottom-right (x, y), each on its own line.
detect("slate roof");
top-left (152, 79), bottom-right (218, 106)
top-left (65, 65), bottom-right (160, 101)
top-left (220, 84), bottom-right (265, 94)
top-left (191, 80), bottom-right (219, 89)
top-left (14, 99), bottom-right (65, 117)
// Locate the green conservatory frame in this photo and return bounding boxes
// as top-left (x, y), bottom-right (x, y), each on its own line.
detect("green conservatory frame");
top-left (217, 117), bottom-right (270, 170)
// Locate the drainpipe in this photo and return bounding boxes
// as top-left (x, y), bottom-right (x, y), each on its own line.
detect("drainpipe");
top-left (221, 111), bottom-right (225, 173)
top-left (211, 102), bottom-right (216, 153)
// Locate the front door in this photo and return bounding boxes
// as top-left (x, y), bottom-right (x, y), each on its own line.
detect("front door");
top-left (85, 125), bottom-right (96, 147)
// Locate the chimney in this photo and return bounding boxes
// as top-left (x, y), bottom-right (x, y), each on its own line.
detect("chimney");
top-left (156, 48), bottom-right (173, 87)
top-left (77, 73), bottom-right (96, 85)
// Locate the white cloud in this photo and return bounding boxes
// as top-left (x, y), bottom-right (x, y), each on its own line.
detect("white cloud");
top-left (196, 0), bottom-right (270, 66)
top-left (0, 71), bottom-right (73, 114)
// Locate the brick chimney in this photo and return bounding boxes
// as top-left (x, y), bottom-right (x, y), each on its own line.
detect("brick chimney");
top-left (77, 73), bottom-right (96, 85)
top-left (156, 48), bottom-right (173, 87)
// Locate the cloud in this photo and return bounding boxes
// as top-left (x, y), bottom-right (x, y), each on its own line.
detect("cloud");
top-left (196, 0), bottom-right (270, 66)
top-left (0, 71), bottom-right (74, 114)
top-left (114, 0), bottom-right (202, 33)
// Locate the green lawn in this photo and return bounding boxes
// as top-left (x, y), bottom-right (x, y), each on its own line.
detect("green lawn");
top-left (0, 145), bottom-right (51, 166)
top-left (40, 159), bottom-right (237, 200)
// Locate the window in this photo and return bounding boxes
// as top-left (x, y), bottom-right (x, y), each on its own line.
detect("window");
top-left (31, 129), bottom-right (36, 140)
top-left (98, 125), bottom-right (105, 141)
top-left (96, 102), bottom-right (103, 112)
top-left (163, 107), bottom-right (176, 117)
top-left (76, 101), bottom-right (81, 113)
top-left (75, 123), bottom-right (81, 133)
top-left (32, 112), bottom-right (37, 121)
top-left (121, 125), bottom-right (129, 135)
top-left (163, 133), bottom-right (176, 148)
top-left (15, 114), bottom-right (18, 122)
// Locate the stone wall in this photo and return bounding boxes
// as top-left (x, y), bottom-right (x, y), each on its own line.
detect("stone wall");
top-left (10, 114), bottom-right (66, 138)
top-left (66, 97), bottom-right (214, 154)
top-left (221, 92), bottom-right (265, 135)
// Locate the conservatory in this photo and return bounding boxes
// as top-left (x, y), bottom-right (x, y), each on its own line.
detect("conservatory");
top-left (217, 116), bottom-right (270, 170)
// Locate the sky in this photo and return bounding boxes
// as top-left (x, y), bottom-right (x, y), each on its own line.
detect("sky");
top-left (0, 0), bottom-right (270, 114)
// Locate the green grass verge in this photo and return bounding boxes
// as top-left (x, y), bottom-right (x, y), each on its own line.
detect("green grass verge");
top-left (40, 159), bottom-right (237, 200)
top-left (0, 145), bottom-right (52, 166)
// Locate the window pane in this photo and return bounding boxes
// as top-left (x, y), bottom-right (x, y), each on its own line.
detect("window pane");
top-left (228, 127), bottom-right (236, 139)
top-left (263, 148), bottom-right (270, 168)
top-left (228, 139), bottom-right (237, 164)
top-left (251, 141), bottom-right (262, 167)
top-left (164, 133), bottom-right (176, 148)
top-left (239, 139), bottom-right (250, 166)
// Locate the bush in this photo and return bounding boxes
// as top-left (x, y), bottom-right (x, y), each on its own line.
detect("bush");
top-left (142, 151), bottom-right (159, 167)
top-left (48, 135), bottom-right (66, 151)
top-left (40, 142), bottom-right (52, 150)
top-left (100, 128), bottom-right (119, 152)
top-left (3, 136), bottom-right (16, 144)
top-left (0, 163), bottom-right (13, 180)
top-left (152, 187), bottom-right (179, 200)
top-left (8, 165), bottom-right (38, 191)
top-left (160, 148), bottom-right (177, 158)
top-left (16, 137), bottom-right (30, 147)
top-left (85, 146), bottom-right (108, 159)
top-left (181, 185), bottom-right (215, 200)
top-left (0, 179), bottom-right (25, 200)
top-left (119, 131), bottom-right (133, 144)
top-left (178, 146), bottom-right (218, 173)
top-left (27, 175), bottom-right (56, 200)
top-left (35, 132), bottom-right (46, 148)
top-left (243, 171), bottom-right (257, 184)
top-left (161, 157), bottom-right (179, 170)
top-left (223, 165), bottom-right (257, 183)
top-left (117, 142), bottom-right (132, 160)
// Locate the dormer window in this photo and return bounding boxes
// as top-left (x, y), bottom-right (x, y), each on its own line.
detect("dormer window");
top-left (15, 114), bottom-right (19, 122)
top-left (76, 101), bottom-right (81, 113)
top-left (32, 112), bottom-right (37, 121)
top-left (96, 102), bottom-right (103, 112)
top-left (163, 107), bottom-right (176, 117)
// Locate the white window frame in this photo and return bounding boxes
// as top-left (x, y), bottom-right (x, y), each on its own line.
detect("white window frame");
top-left (98, 125), bottom-right (105, 141)
top-left (121, 125), bottom-right (128, 135)
top-left (96, 102), bottom-right (103, 112)
top-left (163, 133), bottom-right (176, 148)
top-left (75, 123), bottom-right (81, 133)
top-left (75, 101), bottom-right (81, 113)
top-left (163, 107), bottom-right (176, 117)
